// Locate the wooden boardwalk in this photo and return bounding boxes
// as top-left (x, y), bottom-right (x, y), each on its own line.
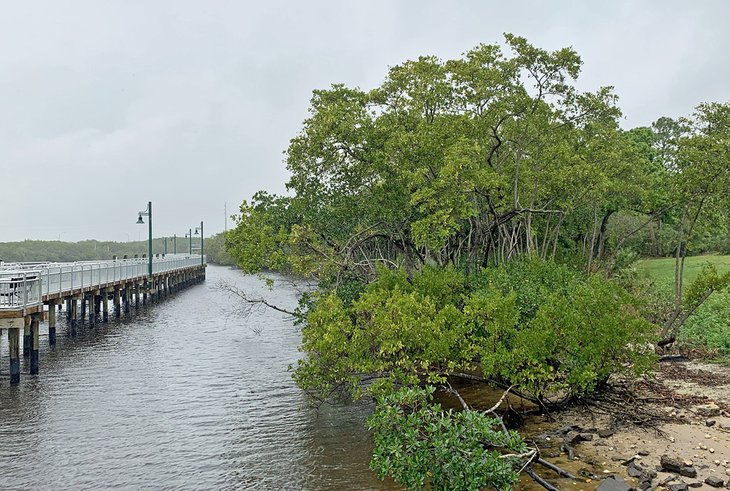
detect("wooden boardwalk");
top-left (0, 254), bottom-right (206, 384)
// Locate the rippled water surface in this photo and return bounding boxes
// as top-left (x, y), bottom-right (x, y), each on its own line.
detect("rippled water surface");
top-left (0, 265), bottom-right (396, 490)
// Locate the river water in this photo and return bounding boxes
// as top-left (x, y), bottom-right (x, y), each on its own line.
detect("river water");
top-left (0, 265), bottom-right (398, 490)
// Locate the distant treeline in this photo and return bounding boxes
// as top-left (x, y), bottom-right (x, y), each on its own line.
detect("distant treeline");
top-left (203, 233), bottom-right (235, 266)
top-left (0, 237), bottom-right (204, 263)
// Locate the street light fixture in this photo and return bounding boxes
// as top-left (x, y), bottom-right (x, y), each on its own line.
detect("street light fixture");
top-left (136, 201), bottom-right (153, 277)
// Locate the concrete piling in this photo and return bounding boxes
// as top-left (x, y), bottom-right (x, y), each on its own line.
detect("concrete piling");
top-left (8, 328), bottom-right (20, 384)
top-left (49, 301), bottom-right (57, 347)
top-left (89, 294), bottom-right (96, 327)
top-left (30, 313), bottom-right (40, 375)
top-left (102, 290), bottom-right (109, 323)
top-left (23, 315), bottom-right (31, 357)
top-left (114, 288), bottom-right (121, 318)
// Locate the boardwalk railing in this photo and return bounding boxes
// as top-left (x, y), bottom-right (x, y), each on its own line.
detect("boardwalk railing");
top-left (0, 271), bottom-right (42, 310)
top-left (0, 254), bottom-right (205, 311)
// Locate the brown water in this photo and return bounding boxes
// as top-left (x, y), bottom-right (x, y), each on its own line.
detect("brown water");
top-left (0, 265), bottom-right (399, 490)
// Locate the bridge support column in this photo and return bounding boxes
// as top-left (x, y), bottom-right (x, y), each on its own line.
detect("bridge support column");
top-left (23, 315), bottom-right (31, 357)
top-left (30, 313), bottom-right (40, 375)
top-left (65, 298), bottom-right (72, 320)
top-left (70, 298), bottom-right (78, 336)
top-left (89, 294), bottom-right (96, 327)
top-left (96, 294), bottom-right (102, 320)
top-left (48, 301), bottom-right (57, 347)
top-left (135, 284), bottom-right (140, 309)
top-left (102, 290), bottom-right (109, 323)
top-left (8, 327), bottom-right (20, 384)
top-left (80, 296), bottom-right (87, 323)
top-left (114, 288), bottom-right (121, 318)
top-left (123, 287), bottom-right (130, 314)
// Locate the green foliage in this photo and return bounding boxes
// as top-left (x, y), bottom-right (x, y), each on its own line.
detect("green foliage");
top-left (679, 290), bottom-right (730, 354)
top-left (204, 232), bottom-right (235, 266)
top-left (294, 260), bottom-right (656, 403)
top-left (368, 386), bottom-right (526, 491)
top-left (226, 192), bottom-right (299, 274)
top-left (684, 263), bottom-right (730, 309)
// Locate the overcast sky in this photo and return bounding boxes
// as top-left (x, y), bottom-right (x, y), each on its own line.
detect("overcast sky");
top-left (0, 1), bottom-right (728, 242)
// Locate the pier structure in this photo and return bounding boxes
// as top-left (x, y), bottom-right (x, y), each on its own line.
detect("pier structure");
top-left (0, 254), bottom-right (206, 384)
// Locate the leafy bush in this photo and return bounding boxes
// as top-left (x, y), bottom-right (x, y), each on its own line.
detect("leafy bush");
top-left (679, 289), bottom-right (730, 354)
top-left (294, 259), bottom-right (657, 403)
top-left (368, 386), bottom-right (526, 491)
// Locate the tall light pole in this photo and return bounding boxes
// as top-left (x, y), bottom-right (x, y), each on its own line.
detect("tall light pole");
top-left (136, 201), bottom-right (152, 277)
top-left (194, 221), bottom-right (204, 265)
top-left (185, 229), bottom-right (192, 255)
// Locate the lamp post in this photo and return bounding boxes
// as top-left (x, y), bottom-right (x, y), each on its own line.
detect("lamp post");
top-left (136, 201), bottom-right (152, 277)
top-left (185, 229), bottom-right (193, 255)
top-left (194, 221), bottom-right (204, 265)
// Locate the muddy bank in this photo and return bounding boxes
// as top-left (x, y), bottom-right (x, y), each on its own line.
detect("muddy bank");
top-left (507, 360), bottom-right (730, 491)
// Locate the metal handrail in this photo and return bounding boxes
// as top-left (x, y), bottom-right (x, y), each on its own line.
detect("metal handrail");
top-left (0, 254), bottom-right (206, 311)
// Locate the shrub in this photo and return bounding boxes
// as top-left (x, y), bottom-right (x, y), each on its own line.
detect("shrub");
top-left (294, 259), bottom-right (657, 403)
top-left (368, 386), bottom-right (526, 491)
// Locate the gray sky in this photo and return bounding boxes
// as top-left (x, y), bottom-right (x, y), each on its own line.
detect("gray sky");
top-left (1, 0), bottom-right (728, 242)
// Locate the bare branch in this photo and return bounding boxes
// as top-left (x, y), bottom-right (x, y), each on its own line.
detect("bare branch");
top-left (216, 279), bottom-right (299, 317)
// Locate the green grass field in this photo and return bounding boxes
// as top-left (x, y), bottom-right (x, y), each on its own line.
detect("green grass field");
top-left (636, 254), bottom-right (730, 288)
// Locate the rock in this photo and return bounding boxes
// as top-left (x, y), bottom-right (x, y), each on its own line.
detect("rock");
top-left (638, 481), bottom-right (652, 490)
top-left (565, 431), bottom-right (592, 445)
top-left (661, 455), bottom-right (684, 473)
top-left (628, 462), bottom-right (645, 477)
top-left (705, 476), bottom-right (725, 488)
top-left (638, 450), bottom-right (650, 456)
top-left (597, 475), bottom-right (632, 491)
top-left (680, 466), bottom-right (698, 478)
top-left (707, 419), bottom-right (717, 427)
top-left (667, 482), bottom-right (689, 491)
top-left (725, 468), bottom-right (730, 477)
top-left (641, 469), bottom-right (657, 482)
top-left (555, 424), bottom-right (581, 435)
top-left (688, 481), bottom-right (703, 488)
top-left (710, 448), bottom-right (716, 453)
top-left (598, 428), bottom-right (616, 438)
top-left (697, 403), bottom-right (721, 417)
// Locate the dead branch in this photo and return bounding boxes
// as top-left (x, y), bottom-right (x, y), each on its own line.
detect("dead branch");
top-left (216, 279), bottom-right (298, 317)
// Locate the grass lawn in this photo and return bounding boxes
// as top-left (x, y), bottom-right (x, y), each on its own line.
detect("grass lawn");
top-left (636, 254), bottom-right (730, 288)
